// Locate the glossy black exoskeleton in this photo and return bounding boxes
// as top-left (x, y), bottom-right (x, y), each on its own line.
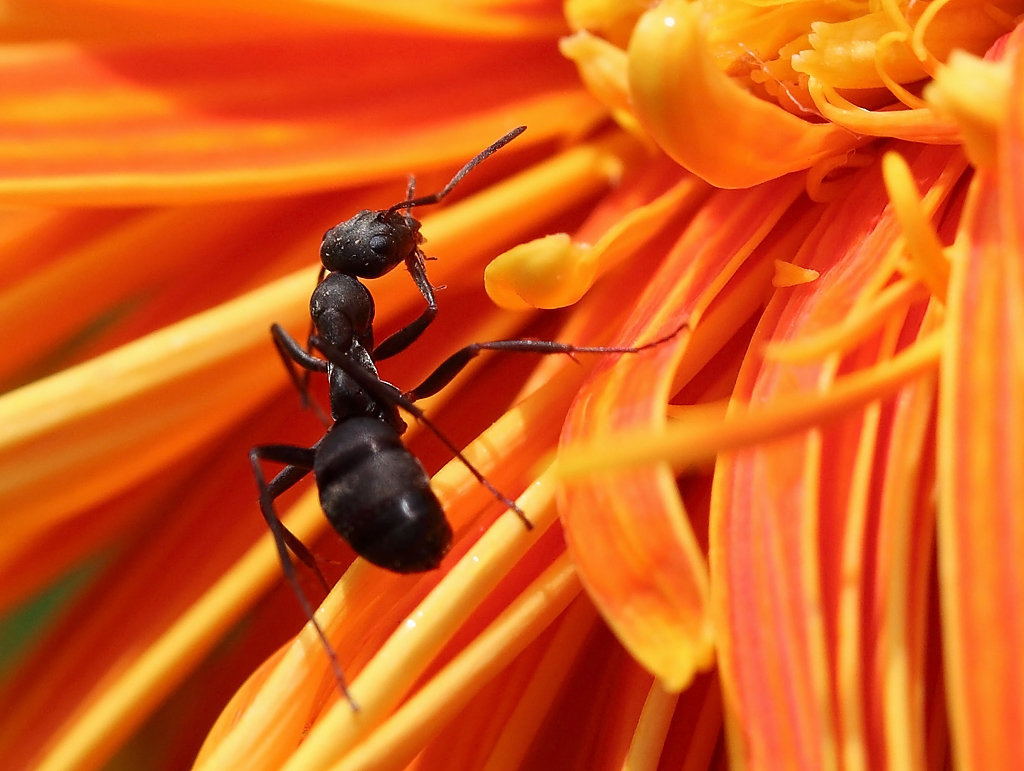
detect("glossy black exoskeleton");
top-left (249, 126), bottom-right (685, 707)
top-left (249, 127), bottom-right (527, 706)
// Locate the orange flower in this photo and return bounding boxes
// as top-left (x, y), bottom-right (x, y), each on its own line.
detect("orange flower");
top-left (0, 1), bottom-right (1020, 770)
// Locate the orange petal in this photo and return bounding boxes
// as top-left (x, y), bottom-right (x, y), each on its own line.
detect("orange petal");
top-left (2, 0), bottom-right (568, 41)
top-left (560, 174), bottom-right (806, 690)
top-left (937, 26), bottom-right (1024, 768)
top-left (711, 144), bottom-right (964, 770)
top-left (0, 34), bottom-right (599, 205)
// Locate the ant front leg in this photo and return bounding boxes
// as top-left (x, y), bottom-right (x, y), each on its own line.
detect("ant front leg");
top-left (270, 323), bottom-right (331, 426)
top-left (371, 253), bottom-right (438, 361)
top-left (249, 442), bottom-right (358, 709)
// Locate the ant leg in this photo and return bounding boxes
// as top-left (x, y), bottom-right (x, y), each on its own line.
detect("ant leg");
top-left (404, 323), bottom-right (689, 401)
top-left (250, 443), bottom-right (357, 709)
top-left (372, 255), bottom-right (437, 360)
top-left (270, 323), bottom-right (332, 426)
top-left (298, 266), bottom-right (329, 411)
top-left (374, 127), bottom-right (527, 360)
top-left (250, 444), bottom-right (328, 589)
top-left (309, 335), bottom-right (534, 529)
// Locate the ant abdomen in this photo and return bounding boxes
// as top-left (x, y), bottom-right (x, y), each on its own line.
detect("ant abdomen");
top-left (314, 417), bottom-right (452, 573)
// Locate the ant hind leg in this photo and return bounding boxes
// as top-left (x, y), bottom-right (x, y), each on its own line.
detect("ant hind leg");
top-left (249, 443), bottom-right (358, 709)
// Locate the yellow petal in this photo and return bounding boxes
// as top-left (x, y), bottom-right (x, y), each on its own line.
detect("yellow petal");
top-left (773, 260), bottom-right (820, 288)
top-left (627, 0), bottom-right (858, 187)
top-left (927, 50), bottom-right (1011, 169)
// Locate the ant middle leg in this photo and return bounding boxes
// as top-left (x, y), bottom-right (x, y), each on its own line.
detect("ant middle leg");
top-left (403, 323), bottom-right (689, 402)
top-left (371, 257), bottom-right (438, 361)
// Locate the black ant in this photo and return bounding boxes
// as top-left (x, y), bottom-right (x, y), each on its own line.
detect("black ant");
top-left (250, 126), bottom-right (684, 708)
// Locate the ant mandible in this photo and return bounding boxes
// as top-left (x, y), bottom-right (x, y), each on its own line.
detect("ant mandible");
top-left (250, 126), bottom-right (681, 707)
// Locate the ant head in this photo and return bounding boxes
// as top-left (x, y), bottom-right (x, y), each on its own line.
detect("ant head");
top-left (320, 209), bottom-right (423, 278)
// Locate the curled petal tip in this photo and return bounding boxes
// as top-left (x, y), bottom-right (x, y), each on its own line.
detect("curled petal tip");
top-left (627, 0), bottom-right (857, 187)
top-left (484, 233), bottom-right (597, 309)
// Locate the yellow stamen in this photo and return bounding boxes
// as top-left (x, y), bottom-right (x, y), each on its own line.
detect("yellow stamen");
top-left (875, 32), bottom-right (929, 110)
top-left (806, 77), bottom-right (957, 140)
top-left (556, 331), bottom-right (943, 475)
top-left (485, 175), bottom-right (705, 309)
top-left (333, 554), bottom-right (581, 770)
top-left (882, 151), bottom-right (951, 299)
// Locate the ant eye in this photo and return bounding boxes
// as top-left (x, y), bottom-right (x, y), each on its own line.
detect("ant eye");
top-left (368, 234), bottom-right (392, 255)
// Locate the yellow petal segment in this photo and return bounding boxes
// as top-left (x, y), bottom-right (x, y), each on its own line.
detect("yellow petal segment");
top-left (793, 13), bottom-right (928, 90)
top-left (773, 260), bottom-right (820, 288)
top-left (627, 0), bottom-right (858, 188)
top-left (485, 173), bottom-right (703, 309)
top-left (485, 233), bottom-right (595, 309)
top-left (927, 50), bottom-right (1011, 169)
top-left (560, 31), bottom-right (648, 139)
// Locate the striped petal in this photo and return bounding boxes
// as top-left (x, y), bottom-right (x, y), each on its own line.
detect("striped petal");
top-left (712, 144), bottom-right (965, 770)
top-left (0, 32), bottom-right (597, 205)
top-left (936, 26), bottom-right (1024, 769)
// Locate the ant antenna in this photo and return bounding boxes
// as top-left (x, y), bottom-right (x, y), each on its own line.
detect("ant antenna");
top-left (387, 126), bottom-right (526, 213)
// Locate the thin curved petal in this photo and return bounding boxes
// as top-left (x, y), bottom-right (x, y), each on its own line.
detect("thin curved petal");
top-left (712, 144), bottom-right (964, 770)
top-left (937, 25), bottom-right (1024, 768)
top-left (560, 174), bottom-right (805, 689)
